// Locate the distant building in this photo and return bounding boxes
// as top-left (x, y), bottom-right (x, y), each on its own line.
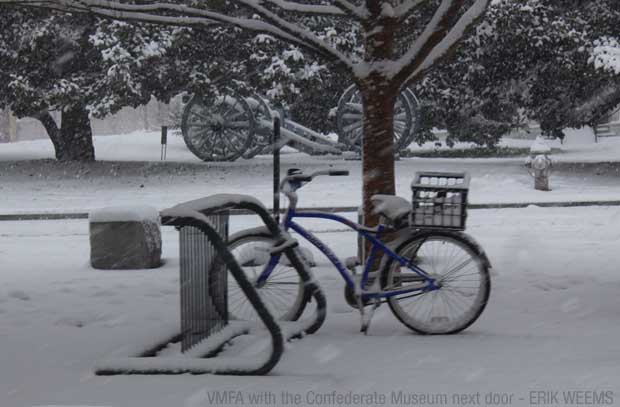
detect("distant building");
top-left (0, 97), bottom-right (175, 142)
top-left (0, 109), bottom-right (17, 143)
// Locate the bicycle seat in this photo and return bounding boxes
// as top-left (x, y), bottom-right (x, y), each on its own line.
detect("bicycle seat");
top-left (370, 194), bottom-right (411, 227)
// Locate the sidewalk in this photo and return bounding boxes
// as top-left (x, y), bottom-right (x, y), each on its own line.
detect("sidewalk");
top-left (3, 199), bottom-right (620, 221)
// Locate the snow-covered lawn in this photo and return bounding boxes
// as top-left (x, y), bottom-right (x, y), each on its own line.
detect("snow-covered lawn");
top-left (1, 130), bottom-right (620, 215)
top-left (1, 206), bottom-right (620, 407)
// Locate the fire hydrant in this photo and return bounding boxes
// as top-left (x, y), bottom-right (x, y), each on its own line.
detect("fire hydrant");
top-left (525, 154), bottom-right (552, 191)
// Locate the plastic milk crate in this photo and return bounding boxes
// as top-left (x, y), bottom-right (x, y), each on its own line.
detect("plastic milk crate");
top-left (410, 172), bottom-right (470, 230)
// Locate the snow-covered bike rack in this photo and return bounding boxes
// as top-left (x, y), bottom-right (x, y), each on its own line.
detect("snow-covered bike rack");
top-left (94, 194), bottom-right (326, 376)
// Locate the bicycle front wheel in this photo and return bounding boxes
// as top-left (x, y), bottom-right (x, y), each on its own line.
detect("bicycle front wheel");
top-left (226, 231), bottom-right (307, 321)
top-left (381, 230), bottom-right (490, 334)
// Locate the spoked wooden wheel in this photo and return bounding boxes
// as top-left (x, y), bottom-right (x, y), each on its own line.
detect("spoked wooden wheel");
top-left (181, 94), bottom-right (255, 162)
top-left (336, 85), bottom-right (417, 152)
top-left (243, 95), bottom-right (274, 159)
top-left (401, 88), bottom-right (421, 148)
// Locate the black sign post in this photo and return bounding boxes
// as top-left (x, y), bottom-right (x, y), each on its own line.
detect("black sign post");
top-left (160, 126), bottom-right (168, 161)
top-left (273, 116), bottom-right (281, 223)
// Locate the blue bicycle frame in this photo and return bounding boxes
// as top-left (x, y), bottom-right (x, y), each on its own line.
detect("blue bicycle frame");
top-left (256, 206), bottom-right (441, 300)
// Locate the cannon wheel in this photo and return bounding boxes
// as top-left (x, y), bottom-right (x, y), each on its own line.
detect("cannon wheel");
top-left (243, 95), bottom-right (274, 159)
top-left (336, 85), bottom-right (418, 152)
top-left (401, 87), bottom-right (421, 148)
top-left (182, 94), bottom-right (255, 162)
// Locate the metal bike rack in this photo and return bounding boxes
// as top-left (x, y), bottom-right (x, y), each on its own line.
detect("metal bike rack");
top-left (94, 194), bottom-right (326, 376)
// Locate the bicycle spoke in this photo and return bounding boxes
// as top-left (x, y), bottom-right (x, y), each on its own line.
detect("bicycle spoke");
top-left (387, 234), bottom-right (489, 334)
top-left (439, 257), bottom-right (475, 281)
top-left (228, 236), bottom-right (305, 321)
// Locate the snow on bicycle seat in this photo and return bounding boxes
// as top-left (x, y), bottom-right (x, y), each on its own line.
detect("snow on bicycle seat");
top-left (371, 194), bottom-right (411, 226)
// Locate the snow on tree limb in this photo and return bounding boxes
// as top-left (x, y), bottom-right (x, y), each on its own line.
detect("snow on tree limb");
top-left (399, 0), bottom-right (489, 86)
top-left (389, 0), bottom-right (466, 83)
top-left (234, 0), bottom-right (353, 67)
top-left (395, 0), bottom-right (456, 71)
top-left (394, 0), bottom-right (429, 20)
top-left (0, 0), bottom-right (355, 71)
top-left (85, 2), bottom-right (325, 54)
top-left (332, 0), bottom-right (367, 19)
top-left (259, 0), bottom-right (346, 17)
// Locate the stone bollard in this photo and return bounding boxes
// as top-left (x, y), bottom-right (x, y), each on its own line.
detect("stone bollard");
top-left (525, 154), bottom-right (552, 191)
top-left (89, 205), bottom-right (162, 269)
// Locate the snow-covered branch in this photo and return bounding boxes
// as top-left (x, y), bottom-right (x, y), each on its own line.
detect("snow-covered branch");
top-left (407, 0), bottom-right (488, 83)
top-left (234, 0), bottom-right (354, 67)
top-left (393, 0), bottom-right (488, 86)
top-left (260, 0), bottom-right (346, 17)
top-left (332, 0), bottom-right (367, 19)
top-left (0, 0), bottom-right (355, 71)
top-left (394, 0), bottom-right (429, 20)
top-left (391, 0), bottom-right (463, 81)
top-left (400, 0), bottom-right (454, 64)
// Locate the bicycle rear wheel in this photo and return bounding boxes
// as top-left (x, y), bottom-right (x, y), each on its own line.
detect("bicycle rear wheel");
top-left (381, 230), bottom-right (490, 334)
top-left (226, 231), bottom-right (307, 321)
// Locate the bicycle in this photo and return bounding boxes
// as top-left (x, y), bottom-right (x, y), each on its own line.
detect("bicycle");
top-left (227, 168), bottom-right (491, 334)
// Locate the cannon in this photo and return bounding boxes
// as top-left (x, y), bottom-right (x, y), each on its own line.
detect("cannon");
top-left (336, 85), bottom-right (420, 153)
top-left (181, 86), bottom-right (420, 162)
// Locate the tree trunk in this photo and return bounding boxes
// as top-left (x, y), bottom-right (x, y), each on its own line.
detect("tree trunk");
top-left (360, 86), bottom-right (397, 228)
top-left (360, 3), bottom-right (398, 228)
top-left (59, 106), bottom-right (95, 161)
top-left (37, 111), bottom-right (63, 157)
top-left (37, 107), bottom-right (95, 161)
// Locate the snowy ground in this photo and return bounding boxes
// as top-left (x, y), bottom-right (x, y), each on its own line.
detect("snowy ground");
top-left (1, 131), bottom-right (620, 406)
top-left (1, 206), bottom-right (620, 407)
top-left (1, 130), bottom-right (620, 215)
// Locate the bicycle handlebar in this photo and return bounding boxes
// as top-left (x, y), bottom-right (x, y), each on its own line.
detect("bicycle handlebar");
top-left (308, 169), bottom-right (350, 178)
top-left (280, 168), bottom-right (349, 195)
top-left (279, 169), bottom-right (349, 210)
top-left (283, 169), bottom-right (349, 183)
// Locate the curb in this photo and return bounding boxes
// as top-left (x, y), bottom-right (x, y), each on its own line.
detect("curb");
top-left (2, 200), bottom-right (620, 221)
